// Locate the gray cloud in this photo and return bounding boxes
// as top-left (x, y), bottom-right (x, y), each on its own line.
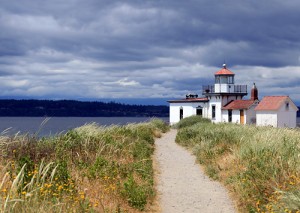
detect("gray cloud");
top-left (0, 0), bottom-right (300, 103)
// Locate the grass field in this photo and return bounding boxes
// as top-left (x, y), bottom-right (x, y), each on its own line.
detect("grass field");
top-left (0, 118), bottom-right (169, 212)
top-left (175, 116), bottom-right (300, 213)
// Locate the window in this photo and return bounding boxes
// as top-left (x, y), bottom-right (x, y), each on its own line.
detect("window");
top-left (286, 102), bottom-right (289, 111)
top-left (220, 77), bottom-right (228, 84)
top-left (196, 108), bottom-right (203, 116)
top-left (212, 105), bottom-right (216, 119)
top-left (180, 107), bottom-right (183, 120)
top-left (228, 110), bottom-right (232, 122)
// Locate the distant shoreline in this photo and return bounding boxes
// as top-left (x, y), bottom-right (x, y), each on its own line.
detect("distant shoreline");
top-left (0, 99), bottom-right (169, 117)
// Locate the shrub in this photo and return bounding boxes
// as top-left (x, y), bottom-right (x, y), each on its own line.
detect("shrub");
top-left (122, 176), bottom-right (148, 210)
top-left (175, 115), bottom-right (211, 129)
top-left (150, 118), bottom-right (170, 133)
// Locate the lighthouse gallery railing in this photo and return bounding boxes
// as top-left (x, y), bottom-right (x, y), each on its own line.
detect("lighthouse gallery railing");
top-left (202, 85), bottom-right (247, 94)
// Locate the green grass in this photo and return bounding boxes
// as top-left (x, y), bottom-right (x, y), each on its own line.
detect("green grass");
top-left (174, 115), bottom-right (211, 129)
top-left (176, 116), bottom-right (300, 212)
top-left (0, 119), bottom-right (169, 212)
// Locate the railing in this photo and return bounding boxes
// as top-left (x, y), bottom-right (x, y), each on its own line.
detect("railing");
top-left (202, 85), bottom-right (247, 94)
top-left (234, 85), bottom-right (247, 93)
top-left (202, 85), bottom-right (215, 94)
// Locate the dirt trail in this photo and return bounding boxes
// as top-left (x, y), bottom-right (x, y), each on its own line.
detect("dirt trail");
top-left (154, 129), bottom-right (236, 213)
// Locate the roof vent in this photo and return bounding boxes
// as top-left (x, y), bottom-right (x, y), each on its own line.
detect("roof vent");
top-left (186, 93), bottom-right (198, 99)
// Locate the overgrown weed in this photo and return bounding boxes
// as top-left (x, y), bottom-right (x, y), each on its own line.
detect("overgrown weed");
top-left (0, 119), bottom-right (168, 212)
top-left (176, 116), bottom-right (300, 212)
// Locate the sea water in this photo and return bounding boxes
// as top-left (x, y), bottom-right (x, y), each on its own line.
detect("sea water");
top-left (0, 117), bottom-right (169, 137)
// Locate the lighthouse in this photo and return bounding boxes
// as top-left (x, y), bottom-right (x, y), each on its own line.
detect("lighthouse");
top-left (202, 64), bottom-right (248, 122)
top-left (168, 63), bottom-right (298, 127)
top-left (214, 64), bottom-right (235, 93)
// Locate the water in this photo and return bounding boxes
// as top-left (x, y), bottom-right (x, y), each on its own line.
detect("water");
top-left (0, 117), bottom-right (169, 137)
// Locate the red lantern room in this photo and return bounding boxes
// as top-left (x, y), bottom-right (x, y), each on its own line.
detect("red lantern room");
top-left (214, 64), bottom-right (235, 85)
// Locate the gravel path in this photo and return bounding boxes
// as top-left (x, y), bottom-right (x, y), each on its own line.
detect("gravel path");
top-left (154, 129), bottom-right (236, 213)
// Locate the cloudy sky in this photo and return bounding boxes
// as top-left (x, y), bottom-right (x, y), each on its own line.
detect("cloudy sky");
top-left (0, 0), bottom-right (300, 105)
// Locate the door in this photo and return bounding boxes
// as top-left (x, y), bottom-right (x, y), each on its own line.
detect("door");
top-left (240, 110), bottom-right (244, 124)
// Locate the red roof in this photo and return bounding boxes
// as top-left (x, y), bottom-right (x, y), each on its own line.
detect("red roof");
top-left (222, 100), bottom-right (256, 110)
top-left (214, 67), bottom-right (235, 75)
top-left (255, 96), bottom-right (296, 111)
top-left (168, 97), bottom-right (209, 103)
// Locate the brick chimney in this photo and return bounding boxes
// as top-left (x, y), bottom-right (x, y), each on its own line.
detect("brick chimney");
top-left (251, 83), bottom-right (258, 100)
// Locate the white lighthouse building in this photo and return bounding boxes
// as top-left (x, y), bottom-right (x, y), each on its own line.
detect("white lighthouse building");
top-left (168, 64), bottom-right (298, 127)
top-left (168, 64), bottom-right (258, 125)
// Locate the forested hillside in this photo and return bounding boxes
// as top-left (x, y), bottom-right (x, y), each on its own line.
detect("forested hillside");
top-left (0, 100), bottom-right (169, 117)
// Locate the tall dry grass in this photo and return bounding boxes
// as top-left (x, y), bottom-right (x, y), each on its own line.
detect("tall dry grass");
top-left (0, 118), bottom-right (169, 212)
top-left (176, 116), bottom-right (300, 212)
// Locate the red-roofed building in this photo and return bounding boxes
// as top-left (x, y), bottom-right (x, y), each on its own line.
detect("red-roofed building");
top-left (255, 96), bottom-right (298, 127)
top-left (222, 100), bottom-right (256, 110)
top-left (168, 64), bottom-right (298, 127)
top-left (168, 64), bottom-right (249, 124)
top-left (222, 94), bottom-right (259, 124)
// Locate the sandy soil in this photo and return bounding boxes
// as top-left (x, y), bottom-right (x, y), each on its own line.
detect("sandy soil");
top-left (154, 129), bottom-right (236, 213)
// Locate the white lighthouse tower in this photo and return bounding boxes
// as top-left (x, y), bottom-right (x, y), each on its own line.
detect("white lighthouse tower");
top-left (202, 64), bottom-right (248, 122)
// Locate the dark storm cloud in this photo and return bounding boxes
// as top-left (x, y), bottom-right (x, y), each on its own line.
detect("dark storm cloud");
top-left (0, 0), bottom-right (299, 101)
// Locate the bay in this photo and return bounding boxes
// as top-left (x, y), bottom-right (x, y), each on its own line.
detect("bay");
top-left (0, 117), bottom-right (169, 137)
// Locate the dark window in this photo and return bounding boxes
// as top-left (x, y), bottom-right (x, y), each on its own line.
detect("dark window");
top-left (286, 102), bottom-right (289, 110)
top-left (220, 77), bottom-right (227, 84)
top-left (196, 108), bottom-right (203, 116)
top-left (228, 76), bottom-right (234, 84)
top-left (228, 110), bottom-right (232, 122)
top-left (212, 105), bottom-right (216, 119)
top-left (180, 108), bottom-right (183, 120)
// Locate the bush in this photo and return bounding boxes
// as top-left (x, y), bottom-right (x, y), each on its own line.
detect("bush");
top-left (122, 176), bottom-right (148, 210)
top-left (175, 115), bottom-right (211, 129)
top-left (150, 118), bottom-right (170, 133)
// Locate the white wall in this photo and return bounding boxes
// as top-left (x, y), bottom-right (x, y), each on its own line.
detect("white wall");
top-left (256, 99), bottom-right (297, 128)
top-left (277, 103), bottom-right (297, 128)
top-left (221, 110), bottom-right (228, 122)
top-left (246, 105), bottom-right (257, 124)
top-left (222, 108), bottom-right (256, 125)
top-left (208, 96), bottom-right (223, 123)
top-left (232, 110), bottom-right (241, 123)
top-left (256, 112), bottom-right (277, 127)
top-left (169, 102), bottom-right (208, 125)
top-left (216, 94), bottom-right (246, 123)
top-left (221, 110), bottom-right (240, 123)
top-left (215, 84), bottom-right (234, 93)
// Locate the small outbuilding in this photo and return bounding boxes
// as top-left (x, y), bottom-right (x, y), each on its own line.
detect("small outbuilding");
top-left (168, 97), bottom-right (209, 125)
top-left (221, 83), bottom-right (259, 124)
top-left (255, 96), bottom-right (298, 128)
top-left (222, 99), bottom-right (259, 124)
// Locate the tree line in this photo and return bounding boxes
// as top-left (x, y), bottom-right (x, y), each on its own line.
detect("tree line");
top-left (0, 99), bottom-right (169, 117)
